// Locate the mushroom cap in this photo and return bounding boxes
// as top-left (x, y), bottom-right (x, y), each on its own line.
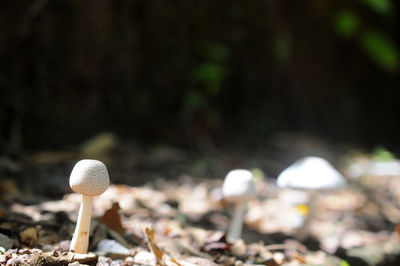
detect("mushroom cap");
top-left (222, 169), bottom-right (256, 203)
top-left (69, 159), bottom-right (110, 196)
top-left (277, 156), bottom-right (346, 190)
top-left (366, 160), bottom-right (400, 177)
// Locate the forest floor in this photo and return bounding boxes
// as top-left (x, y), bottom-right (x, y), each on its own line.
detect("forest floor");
top-left (1, 133), bottom-right (400, 265)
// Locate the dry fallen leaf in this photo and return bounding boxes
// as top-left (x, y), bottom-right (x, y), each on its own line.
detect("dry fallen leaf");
top-left (20, 227), bottom-right (38, 246)
top-left (100, 202), bottom-right (126, 235)
top-left (144, 227), bottom-right (166, 266)
top-left (144, 227), bottom-right (182, 266)
top-left (396, 224), bottom-right (400, 235)
top-left (203, 242), bottom-right (231, 253)
top-left (41, 251), bottom-right (98, 265)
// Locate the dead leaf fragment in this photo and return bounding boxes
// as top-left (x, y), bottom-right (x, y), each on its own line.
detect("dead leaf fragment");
top-left (100, 202), bottom-right (125, 235)
top-left (29, 252), bottom-right (41, 264)
top-left (203, 242), bottom-right (231, 253)
top-left (294, 253), bottom-right (306, 263)
top-left (144, 227), bottom-right (182, 266)
top-left (40, 251), bottom-right (98, 265)
top-left (396, 223), bottom-right (400, 235)
top-left (20, 227), bottom-right (37, 246)
top-left (144, 227), bottom-right (165, 265)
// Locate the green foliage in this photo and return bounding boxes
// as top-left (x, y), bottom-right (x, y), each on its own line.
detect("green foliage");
top-left (340, 259), bottom-right (351, 266)
top-left (361, 31), bottom-right (399, 71)
top-left (193, 43), bottom-right (229, 95)
top-left (193, 63), bottom-right (227, 95)
top-left (361, 0), bottom-right (392, 14)
top-left (175, 214), bottom-right (187, 225)
top-left (184, 90), bottom-right (204, 111)
top-left (372, 147), bottom-right (395, 161)
top-left (333, 1), bottom-right (398, 73)
top-left (274, 37), bottom-right (291, 64)
top-left (184, 90), bottom-right (222, 128)
top-left (250, 168), bottom-right (265, 181)
top-left (183, 42), bottom-right (229, 130)
top-left (334, 10), bottom-right (360, 38)
top-left (205, 43), bottom-right (230, 63)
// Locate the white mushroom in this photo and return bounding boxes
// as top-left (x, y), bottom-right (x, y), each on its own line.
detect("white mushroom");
top-left (277, 156), bottom-right (346, 241)
top-left (222, 169), bottom-right (256, 242)
top-left (69, 159), bottom-right (110, 253)
top-left (347, 159), bottom-right (400, 179)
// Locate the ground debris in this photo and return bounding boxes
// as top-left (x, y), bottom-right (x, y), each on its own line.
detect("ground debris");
top-left (3, 146), bottom-right (400, 265)
top-left (0, 249), bottom-right (98, 266)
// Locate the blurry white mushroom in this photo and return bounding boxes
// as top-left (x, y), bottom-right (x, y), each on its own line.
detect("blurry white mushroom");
top-left (277, 156), bottom-right (346, 241)
top-left (222, 169), bottom-right (256, 242)
top-left (345, 148), bottom-right (400, 179)
top-left (69, 159), bottom-right (110, 253)
top-left (347, 159), bottom-right (400, 179)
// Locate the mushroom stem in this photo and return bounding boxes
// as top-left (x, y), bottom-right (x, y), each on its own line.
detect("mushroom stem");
top-left (70, 195), bottom-right (94, 253)
top-left (295, 190), bottom-right (317, 241)
top-left (227, 202), bottom-right (247, 242)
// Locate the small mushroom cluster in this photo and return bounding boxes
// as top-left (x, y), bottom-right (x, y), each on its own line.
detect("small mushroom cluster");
top-left (220, 156), bottom-right (347, 243)
top-left (65, 155), bottom-right (345, 255)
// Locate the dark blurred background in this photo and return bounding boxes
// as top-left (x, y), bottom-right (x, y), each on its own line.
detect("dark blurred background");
top-left (1, 0), bottom-right (400, 155)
